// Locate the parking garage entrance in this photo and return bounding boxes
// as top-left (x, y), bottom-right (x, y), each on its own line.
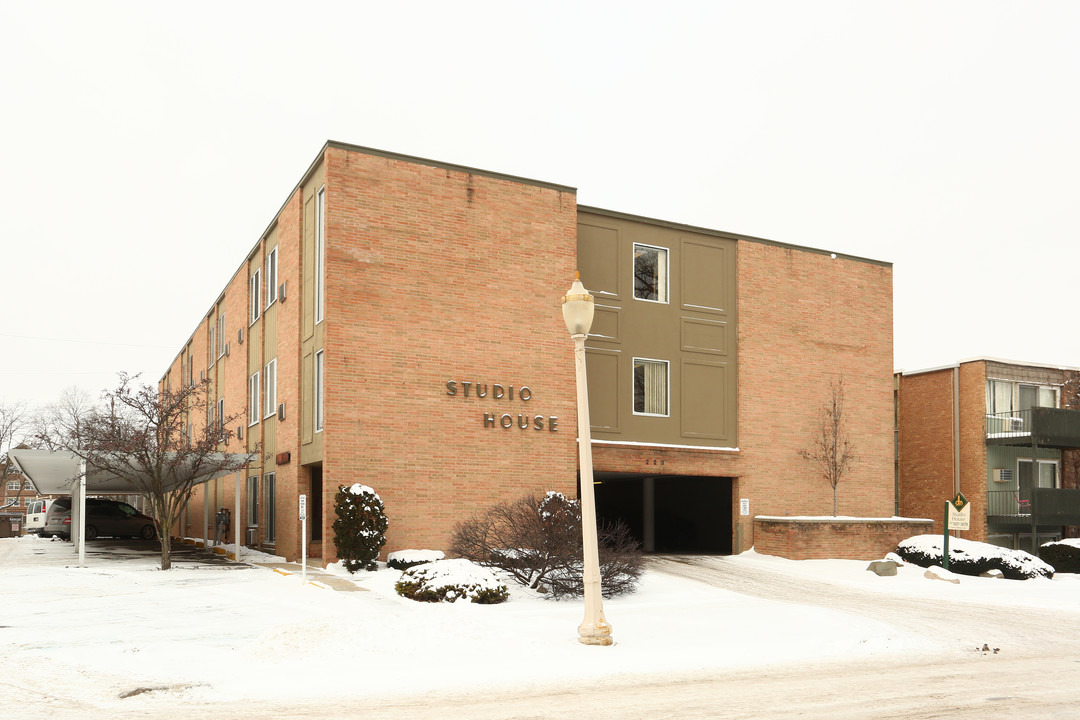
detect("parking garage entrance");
top-left (592, 473), bottom-right (733, 554)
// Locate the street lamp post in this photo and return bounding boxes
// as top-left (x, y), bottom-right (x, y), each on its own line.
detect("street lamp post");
top-left (562, 273), bottom-right (613, 646)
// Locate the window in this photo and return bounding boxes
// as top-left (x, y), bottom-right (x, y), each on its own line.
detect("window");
top-left (633, 358), bottom-right (669, 416)
top-left (208, 322), bottom-right (216, 368)
top-left (217, 314), bottom-right (227, 359)
top-left (265, 247), bottom-right (278, 309)
top-left (217, 398), bottom-right (225, 439)
top-left (263, 472), bottom-right (276, 543)
top-left (264, 358), bottom-right (277, 419)
top-left (250, 267), bottom-right (261, 324)
top-left (315, 186), bottom-right (325, 324)
top-left (207, 401), bottom-right (215, 433)
top-left (23, 481), bottom-right (33, 491)
top-left (187, 353), bottom-right (194, 387)
top-left (633, 243), bottom-right (668, 302)
top-left (246, 475), bottom-right (259, 527)
top-left (248, 372), bottom-right (260, 426)
top-left (314, 350), bottom-right (324, 432)
top-left (6, 480), bottom-right (19, 491)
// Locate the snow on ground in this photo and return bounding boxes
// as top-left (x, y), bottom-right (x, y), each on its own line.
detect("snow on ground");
top-left (1, 534), bottom-right (1078, 712)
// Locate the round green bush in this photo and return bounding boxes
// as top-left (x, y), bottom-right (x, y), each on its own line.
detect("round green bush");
top-left (394, 558), bottom-right (509, 604)
top-left (332, 483), bottom-right (388, 573)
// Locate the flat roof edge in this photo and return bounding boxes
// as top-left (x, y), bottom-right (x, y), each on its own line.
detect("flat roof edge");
top-left (326, 140), bottom-right (577, 194)
top-left (578, 205), bottom-right (892, 268)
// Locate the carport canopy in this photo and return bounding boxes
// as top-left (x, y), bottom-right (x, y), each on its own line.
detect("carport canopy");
top-left (9, 448), bottom-right (253, 566)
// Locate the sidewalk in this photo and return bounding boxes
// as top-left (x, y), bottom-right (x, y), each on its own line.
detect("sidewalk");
top-left (254, 561), bottom-right (368, 592)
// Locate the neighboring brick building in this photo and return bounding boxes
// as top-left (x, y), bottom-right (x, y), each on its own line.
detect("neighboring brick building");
top-left (162, 141), bottom-right (896, 563)
top-left (1, 461), bottom-right (40, 537)
top-left (896, 358), bottom-right (1080, 552)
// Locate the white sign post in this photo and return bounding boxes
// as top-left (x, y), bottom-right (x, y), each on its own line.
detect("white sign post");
top-left (299, 494), bottom-right (307, 585)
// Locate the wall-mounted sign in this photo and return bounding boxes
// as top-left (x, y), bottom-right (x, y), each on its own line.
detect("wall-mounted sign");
top-left (445, 379), bottom-right (557, 431)
top-left (740, 498), bottom-right (750, 516)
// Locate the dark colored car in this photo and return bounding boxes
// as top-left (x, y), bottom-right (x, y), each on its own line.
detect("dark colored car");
top-left (43, 497), bottom-right (156, 541)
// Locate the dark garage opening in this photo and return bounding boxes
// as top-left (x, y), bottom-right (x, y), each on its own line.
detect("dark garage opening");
top-left (590, 473), bottom-right (733, 554)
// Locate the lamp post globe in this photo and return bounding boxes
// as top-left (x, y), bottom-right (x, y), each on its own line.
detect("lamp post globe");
top-left (562, 273), bottom-right (613, 646)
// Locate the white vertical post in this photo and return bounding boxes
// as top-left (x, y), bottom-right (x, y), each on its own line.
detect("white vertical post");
top-left (299, 493), bottom-right (307, 585)
top-left (234, 471), bottom-right (242, 561)
top-left (77, 460), bottom-right (87, 568)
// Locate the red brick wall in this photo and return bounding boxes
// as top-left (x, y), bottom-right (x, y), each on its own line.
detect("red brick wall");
top-left (957, 361), bottom-right (989, 541)
top-left (736, 243), bottom-right (895, 549)
top-left (896, 369), bottom-right (955, 531)
top-left (754, 517), bottom-right (934, 560)
top-left (321, 148), bottom-right (580, 560)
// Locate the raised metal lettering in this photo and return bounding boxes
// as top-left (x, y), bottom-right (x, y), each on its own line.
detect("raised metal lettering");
top-left (501, 414), bottom-right (513, 428)
top-left (533, 415), bottom-right (544, 430)
top-left (461, 382), bottom-right (471, 398)
top-left (549, 416), bottom-right (558, 432)
top-left (519, 386), bottom-right (532, 401)
top-left (476, 384), bottom-right (488, 398)
top-left (446, 381), bottom-right (457, 396)
top-left (493, 384), bottom-right (504, 399)
top-left (484, 413), bottom-right (496, 427)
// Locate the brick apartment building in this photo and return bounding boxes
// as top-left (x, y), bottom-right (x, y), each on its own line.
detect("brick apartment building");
top-left (1, 462), bottom-right (39, 537)
top-left (896, 358), bottom-right (1080, 552)
top-left (163, 141), bottom-right (896, 564)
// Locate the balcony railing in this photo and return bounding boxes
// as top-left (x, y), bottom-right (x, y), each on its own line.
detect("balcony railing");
top-left (987, 488), bottom-right (1080, 526)
top-left (985, 408), bottom-right (1080, 448)
top-left (987, 489), bottom-right (1030, 518)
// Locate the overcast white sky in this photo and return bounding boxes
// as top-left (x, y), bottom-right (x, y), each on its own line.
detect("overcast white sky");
top-left (1, 1), bottom-right (1078, 410)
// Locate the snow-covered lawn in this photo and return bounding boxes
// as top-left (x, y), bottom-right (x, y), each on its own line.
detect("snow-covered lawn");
top-left (2, 534), bottom-right (1078, 711)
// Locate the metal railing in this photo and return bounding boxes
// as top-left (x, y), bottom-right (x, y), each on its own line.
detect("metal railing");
top-left (985, 410), bottom-right (1030, 437)
top-left (986, 489), bottom-right (1030, 517)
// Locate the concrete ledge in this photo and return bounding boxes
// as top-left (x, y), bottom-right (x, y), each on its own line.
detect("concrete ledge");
top-left (754, 516), bottom-right (934, 561)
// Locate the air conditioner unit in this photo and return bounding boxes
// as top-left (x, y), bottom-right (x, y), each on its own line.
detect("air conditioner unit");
top-left (1004, 416), bottom-right (1024, 432)
top-left (237, 328), bottom-right (244, 344)
top-left (224, 343), bottom-right (230, 357)
top-left (200, 371), bottom-right (205, 381)
top-left (278, 282), bottom-right (287, 303)
top-left (277, 402), bottom-right (286, 421)
top-left (993, 468), bottom-right (1014, 484)
top-left (237, 425), bottom-right (243, 440)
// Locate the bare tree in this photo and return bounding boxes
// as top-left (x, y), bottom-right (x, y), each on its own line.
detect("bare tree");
top-left (798, 378), bottom-right (856, 517)
top-left (47, 374), bottom-right (253, 570)
top-left (1, 400), bottom-right (32, 512)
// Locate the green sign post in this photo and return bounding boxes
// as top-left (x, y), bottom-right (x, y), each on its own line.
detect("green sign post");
top-left (942, 492), bottom-right (970, 571)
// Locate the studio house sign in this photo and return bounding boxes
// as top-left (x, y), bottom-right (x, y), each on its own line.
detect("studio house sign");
top-left (445, 380), bottom-right (557, 432)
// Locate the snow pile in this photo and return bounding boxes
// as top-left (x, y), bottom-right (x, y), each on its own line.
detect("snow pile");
top-left (387, 548), bottom-right (445, 570)
top-left (896, 534), bottom-right (1054, 580)
top-left (1040, 538), bottom-right (1080, 573)
top-left (395, 558), bottom-right (509, 604)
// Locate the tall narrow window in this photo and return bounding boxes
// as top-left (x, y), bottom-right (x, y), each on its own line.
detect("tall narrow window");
top-left (207, 401), bottom-right (215, 432)
top-left (315, 186), bottom-right (325, 324)
top-left (265, 247), bottom-right (278, 309)
top-left (264, 358), bottom-right (277, 419)
top-left (633, 243), bottom-right (669, 302)
top-left (217, 314), bottom-right (227, 359)
top-left (633, 358), bottom-right (670, 416)
top-left (208, 323), bottom-right (216, 368)
top-left (248, 372), bottom-right (260, 427)
top-left (250, 268), bottom-right (261, 324)
top-left (314, 349), bottom-right (324, 432)
top-left (187, 354), bottom-right (194, 387)
top-left (263, 472), bottom-right (276, 543)
top-left (216, 398), bottom-right (225, 439)
top-left (246, 475), bottom-right (259, 529)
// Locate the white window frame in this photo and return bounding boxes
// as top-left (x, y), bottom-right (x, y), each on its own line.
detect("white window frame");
top-left (632, 243), bottom-right (669, 304)
top-left (23, 480), bottom-right (33, 491)
top-left (250, 267), bottom-right (261, 325)
top-left (208, 323), bottom-right (216, 368)
top-left (314, 349), bottom-right (324, 433)
top-left (216, 398), bottom-right (225, 439)
top-left (265, 246), bottom-right (278, 310)
top-left (263, 358), bottom-right (277, 419)
top-left (315, 186), bottom-right (325, 324)
top-left (6, 480), bottom-right (19, 491)
top-left (632, 357), bottom-right (670, 417)
top-left (187, 353), bottom-right (194, 387)
top-left (1019, 458), bottom-right (1060, 489)
top-left (248, 371), bottom-right (260, 427)
top-left (217, 314), bottom-right (227, 359)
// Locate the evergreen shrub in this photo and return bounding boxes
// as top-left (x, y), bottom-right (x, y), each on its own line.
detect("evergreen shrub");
top-left (332, 483), bottom-right (388, 573)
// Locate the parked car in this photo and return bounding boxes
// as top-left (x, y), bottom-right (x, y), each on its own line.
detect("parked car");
top-left (24, 498), bottom-right (51, 536)
top-left (43, 498), bottom-right (156, 541)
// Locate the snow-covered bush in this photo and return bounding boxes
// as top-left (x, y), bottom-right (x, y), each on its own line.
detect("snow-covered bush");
top-left (1040, 539), bottom-right (1080, 574)
top-left (449, 491), bottom-right (643, 598)
top-left (332, 484), bottom-right (388, 573)
top-left (895, 534), bottom-right (1054, 580)
top-left (387, 549), bottom-right (445, 570)
top-left (395, 558), bottom-right (509, 604)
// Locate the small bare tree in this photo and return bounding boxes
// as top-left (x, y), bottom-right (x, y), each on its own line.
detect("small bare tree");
top-left (1, 400), bottom-right (32, 512)
top-left (798, 378), bottom-right (856, 516)
top-left (45, 374), bottom-right (253, 570)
